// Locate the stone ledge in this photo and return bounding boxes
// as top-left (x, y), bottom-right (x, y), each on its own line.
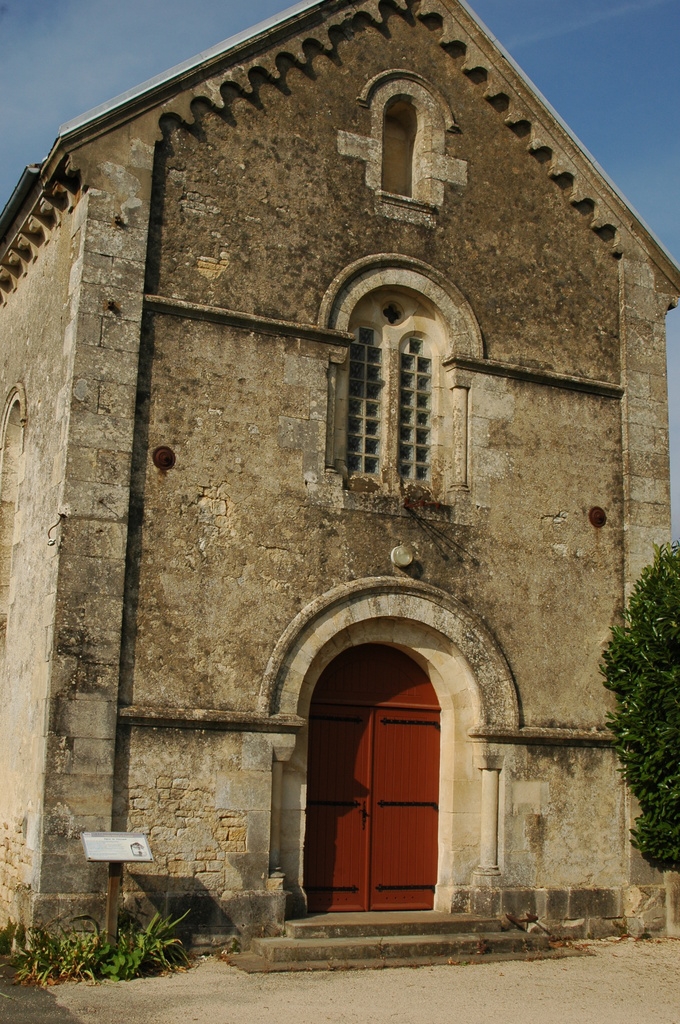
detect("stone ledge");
top-left (144, 294), bottom-right (352, 349)
top-left (445, 355), bottom-right (624, 399)
top-left (469, 726), bottom-right (614, 747)
top-left (118, 705), bottom-right (304, 733)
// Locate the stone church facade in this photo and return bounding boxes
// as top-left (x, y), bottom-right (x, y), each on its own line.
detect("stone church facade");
top-left (1, 0), bottom-right (679, 946)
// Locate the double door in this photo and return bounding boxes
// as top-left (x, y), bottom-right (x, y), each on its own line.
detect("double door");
top-left (304, 646), bottom-right (440, 912)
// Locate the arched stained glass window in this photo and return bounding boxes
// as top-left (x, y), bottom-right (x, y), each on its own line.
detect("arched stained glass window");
top-left (399, 339), bottom-right (432, 481)
top-left (347, 327), bottom-right (383, 476)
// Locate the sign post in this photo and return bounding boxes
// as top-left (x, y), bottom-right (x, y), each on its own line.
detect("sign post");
top-left (81, 833), bottom-right (153, 943)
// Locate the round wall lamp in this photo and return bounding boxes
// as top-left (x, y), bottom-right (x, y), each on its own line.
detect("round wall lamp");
top-left (391, 544), bottom-right (414, 568)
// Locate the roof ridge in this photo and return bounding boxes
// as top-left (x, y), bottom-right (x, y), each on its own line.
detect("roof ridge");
top-left (58, 0), bottom-right (327, 138)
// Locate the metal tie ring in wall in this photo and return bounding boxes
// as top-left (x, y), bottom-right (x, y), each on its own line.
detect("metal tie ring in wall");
top-left (152, 446), bottom-right (176, 470)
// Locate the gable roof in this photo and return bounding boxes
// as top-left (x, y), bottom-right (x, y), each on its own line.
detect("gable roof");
top-left (2, 0), bottom-right (679, 287)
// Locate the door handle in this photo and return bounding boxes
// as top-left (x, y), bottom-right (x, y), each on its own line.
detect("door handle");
top-left (361, 802), bottom-right (369, 830)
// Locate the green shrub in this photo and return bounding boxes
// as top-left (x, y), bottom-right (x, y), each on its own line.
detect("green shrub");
top-left (12, 912), bottom-right (189, 985)
top-left (602, 542), bottom-right (680, 864)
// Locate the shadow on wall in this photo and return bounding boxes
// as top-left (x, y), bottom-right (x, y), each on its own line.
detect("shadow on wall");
top-left (123, 873), bottom-right (281, 950)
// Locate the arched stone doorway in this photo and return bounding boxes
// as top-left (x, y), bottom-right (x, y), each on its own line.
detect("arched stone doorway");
top-left (260, 578), bottom-right (518, 916)
top-left (305, 644), bottom-right (441, 912)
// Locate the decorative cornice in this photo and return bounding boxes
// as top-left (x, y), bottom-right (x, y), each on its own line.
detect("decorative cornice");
top-left (144, 294), bottom-right (352, 349)
top-left (0, 181), bottom-right (74, 308)
top-left (118, 705), bottom-right (304, 733)
top-left (444, 355), bottom-right (624, 399)
top-left (0, 166), bottom-right (41, 247)
top-left (53, 0), bottom-right (409, 155)
top-left (469, 726), bottom-right (614, 748)
top-left (417, 0), bottom-right (680, 281)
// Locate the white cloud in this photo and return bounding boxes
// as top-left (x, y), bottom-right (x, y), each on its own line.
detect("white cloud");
top-left (504, 0), bottom-right (675, 49)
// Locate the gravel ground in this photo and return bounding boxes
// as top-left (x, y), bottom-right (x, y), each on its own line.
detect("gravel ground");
top-left (1, 937), bottom-right (679, 1024)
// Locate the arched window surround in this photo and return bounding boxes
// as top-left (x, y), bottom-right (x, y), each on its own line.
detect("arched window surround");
top-left (337, 70), bottom-right (467, 227)
top-left (0, 385), bottom-right (26, 643)
top-left (339, 288), bottom-right (450, 496)
top-left (322, 259), bottom-right (482, 502)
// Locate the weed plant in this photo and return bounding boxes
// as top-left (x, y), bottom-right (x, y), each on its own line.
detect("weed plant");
top-left (12, 911), bottom-right (189, 985)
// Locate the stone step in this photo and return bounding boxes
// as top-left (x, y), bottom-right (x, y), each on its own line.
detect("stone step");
top-left (251, 930), bottom-right (550, 964)
top-left (284, 911), bottom-right (502, 940)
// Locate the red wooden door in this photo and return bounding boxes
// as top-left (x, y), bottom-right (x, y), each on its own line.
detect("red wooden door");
top-left (304, 645), bottom-right (440, 912)
top-left (305, 706), bottom-right (371, 911)
top-left (370, 707), bottom-right (441, 909)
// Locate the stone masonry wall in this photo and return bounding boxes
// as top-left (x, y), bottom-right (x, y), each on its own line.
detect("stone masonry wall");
top-left (0, 186), bottom-right (81, 925)
top-left (32, 121), bottom-right (158, 924)
top-left (127, 313), bottom-right (624, 730)
top-left (113, 727), bottom-right (285, 947)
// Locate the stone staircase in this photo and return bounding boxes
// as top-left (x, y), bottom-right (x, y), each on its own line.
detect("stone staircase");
top-left (227, 911), bottom-right (559, 972)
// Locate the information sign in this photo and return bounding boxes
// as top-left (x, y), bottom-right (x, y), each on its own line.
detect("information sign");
top-left (81, 832), bottom-right (153, 863)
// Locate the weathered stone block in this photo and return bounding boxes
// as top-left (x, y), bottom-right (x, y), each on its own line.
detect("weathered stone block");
top-left (84, 220), bottom-right (149, 262)
top-left (470, 886), bottom-right (501, 917)
top-left (501, 887), bottom-right (537, 918)
top-left (544, 887), bottom-right (569, 922)
top-left (52, 697), bottom-right (117, 741)
top-left (568, 887), bottom-right (621, 921)
top-left (100, 315), bottom-right (143, 353)
top-left (241, 733), bottom-right (273, 772)
top-left (215, 774), bottom-right (271, 813)
top-left (67, 413), bottom-right (135, 456)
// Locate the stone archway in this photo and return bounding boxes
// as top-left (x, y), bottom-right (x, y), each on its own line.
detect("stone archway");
top-left (261, 578), bottom-right (518, 914)
top-left (318, 253), bottom-right (484, 360)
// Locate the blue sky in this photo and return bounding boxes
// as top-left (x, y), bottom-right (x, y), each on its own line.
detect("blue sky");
top-left (1, 0), bottom-right (678, 538)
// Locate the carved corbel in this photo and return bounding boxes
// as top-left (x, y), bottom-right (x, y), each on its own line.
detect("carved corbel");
top-left (1, 252), bottom-right (23, 279)
top-left (25, 217), bottom-right (46, 243)
top-left (13, 235), bottom-right (34, 261)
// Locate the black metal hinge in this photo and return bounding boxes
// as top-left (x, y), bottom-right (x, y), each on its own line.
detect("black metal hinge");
top-left (375, 884), bottom-right (436, 892)
top-left (308, 799), bottom-right (360, 808)
top-left (306, 886), bottom-right (359, 893)
top-left (380, 718), bottom-right (440, 729)
top-left (377, 801), bottom-right (438, 810)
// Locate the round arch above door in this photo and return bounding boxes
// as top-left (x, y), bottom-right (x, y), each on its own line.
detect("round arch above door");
top-left (304, 644), bottom-right (441, 912)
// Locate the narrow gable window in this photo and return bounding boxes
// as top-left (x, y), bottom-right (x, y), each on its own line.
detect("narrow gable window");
top-left (382, 99), bottom-right (417, 198)
top-left (347, 327), bottom-right (383, 476)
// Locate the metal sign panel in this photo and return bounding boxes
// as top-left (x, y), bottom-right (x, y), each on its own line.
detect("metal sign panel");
top-left (81, 832), bottom-right (153, 863)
